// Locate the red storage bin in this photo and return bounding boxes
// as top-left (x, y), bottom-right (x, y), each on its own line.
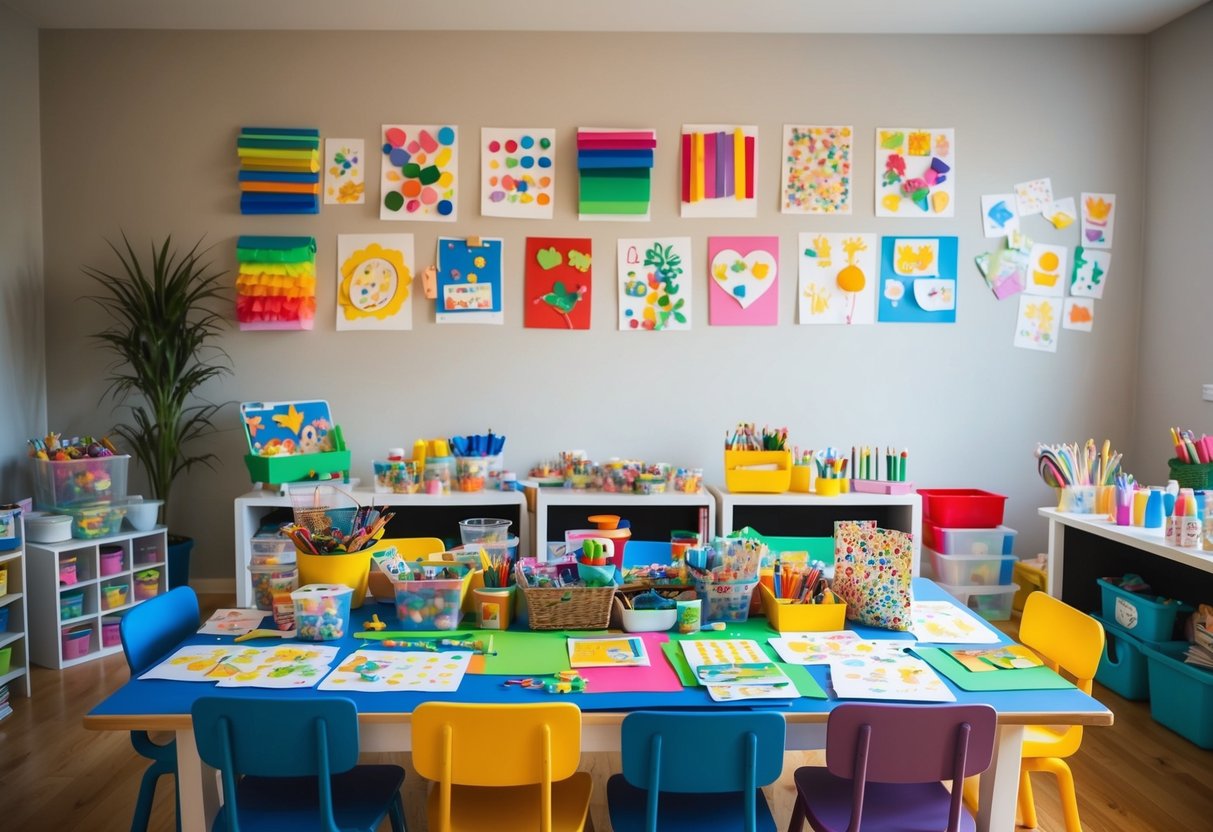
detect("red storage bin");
top-left (918, 488), bottom-right (1007, 528)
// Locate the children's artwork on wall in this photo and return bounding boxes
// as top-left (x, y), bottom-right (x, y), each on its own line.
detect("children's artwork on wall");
top-left (435, 237), bottom-right (504, 324)
top-left (680, 124), bottom-right (758, 218)
top-left (974, 247), bottom-right (1027, 300)
top-left (1042, 196), bottom-right (1076, 230)
top-left (240, 400), bottom-right (337, 456)
top-left (1013, 294), bottom-right (1061, 352)
top-left (323, 138), bottom-right (365, 205)
top-left (1026, 243), bottom-right (1067, 298)
top-left (1070, 246), bottom-right (1111, 299)
top-left (480, 128), bottom-right (555, 219)
top-left (380, 124), bottom-right (457, 221)
top-left (877, 236), bottom-right (958, 323)
top-left (980, 193), bottom-right (1019, 237)
top-left (237, 127), bottom-right (320, 215)
top-left (874, 128), bottom-right (954, 217)
top-left (798, 232), bottom-right (877, 325)
top-left (524, 237), bottom-right (592, 330)
top-left (1081, 192), bottom-right (1116, 248)
top-left (235, 236), bottom-right (317, 330)
top-left (336, 234), bottom-right (413, 331)
top-left (708, 236), bottom-right (779, 326)
top-left (1063, 298), bottom-right (1095, 332)
top-left (781, 125), bottom-right (853, 215)
top-left (578, 128), bottom-right (656, 220)
top-left (1014, 177), bottom-right (1053, 216)
top-left (617, 237), bottom-right (693, 331)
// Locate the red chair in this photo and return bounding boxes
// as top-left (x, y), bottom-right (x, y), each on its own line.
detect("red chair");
top-left (787, 703), bottom-right (997, 832)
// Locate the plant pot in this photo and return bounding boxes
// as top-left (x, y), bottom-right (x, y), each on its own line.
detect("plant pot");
top-left (167, 534), bottom-right (194, 590)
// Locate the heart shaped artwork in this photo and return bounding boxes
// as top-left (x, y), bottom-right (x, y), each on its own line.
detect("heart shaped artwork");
top-left (711, 249), bottom-right (778, 309)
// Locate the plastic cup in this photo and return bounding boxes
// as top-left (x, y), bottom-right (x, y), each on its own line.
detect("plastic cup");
top-left (676, 599), bottom-right (701, 634)
top-left (474, 586), bottom-right (514, 630)
top-left (292, 584), bottom-right (354, 641)
top-left (459, 518), bottom-right (512, 547)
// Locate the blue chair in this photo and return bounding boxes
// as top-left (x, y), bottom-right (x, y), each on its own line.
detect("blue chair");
top-left (607, 711), bottom-right (785, 832)
top-left (191, 696), bottom-right (406, 832)
top-left (119, 585), bottom-right (200, 832)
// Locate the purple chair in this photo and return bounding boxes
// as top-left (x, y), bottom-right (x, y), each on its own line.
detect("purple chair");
top-left (787, 703), bottom-right (997, 832)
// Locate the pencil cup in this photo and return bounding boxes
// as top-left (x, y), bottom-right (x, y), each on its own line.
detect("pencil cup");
top-left (676, 599), bottom-right (701, 633)
top-left (790, 465), bottom-right (812, 493)
top-left (1132, 490), bottom-right (1149, 526)
top-left (474, 586), bottom-right (514, 630)
top-left (1095, 485), bottom-right (1116, 519)
top-left (1115, 500), bottom-right (1132, 526)
top-left (815, 478), bottom-right (843, 497)
top-left (1057, 485), bottom-right (1097, 513)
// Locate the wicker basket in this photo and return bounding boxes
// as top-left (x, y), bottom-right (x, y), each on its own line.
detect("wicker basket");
top-left (1169, 458), bottom-right (1213, 490)
top-left (519, 584), bottom-right (615, 630)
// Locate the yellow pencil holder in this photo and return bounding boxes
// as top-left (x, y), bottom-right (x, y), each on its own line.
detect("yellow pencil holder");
top-left (759, 584), bottom-right (847, 632)
top-left (815, 478), bottom-right (843, 497)
top-left (296, 538), bottom-right (391, 610)
top-left (790, 465), bottom-right (812, 493)
top-left (724, 450), bottom-right (792, 494)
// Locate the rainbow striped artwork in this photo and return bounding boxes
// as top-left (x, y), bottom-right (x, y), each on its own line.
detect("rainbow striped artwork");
top-left (235, 236), bottom-right (317, 331)
top-left (576, 128), bottom-right (656, 221)
top-left (236, 127), bottom-right (321, 215)
top-left (680, 124), bottom-right (758, 218)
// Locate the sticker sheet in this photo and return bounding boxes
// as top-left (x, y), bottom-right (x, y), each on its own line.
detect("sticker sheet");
top-left (781, 125), bottom-right (852, 215)
top-left (319, 649), bottom-right (471, 692)
top-left (617, 237), bottom-right (693, 331)
top-left (435, 237), bottom-right (504, 324)
top-left (680, 124), bottom-right (758, 218)
top-left (768, 631), bottom-right (863, 665)
top-left (798, 233), bottom-right (877, 325)
top-left (877, 236), bottom-right (959, 324)
top-left (568, 636), bottom-right (649, 668)
top-left (1014, 178), bottom-right (1054, 217)
top-left (1063, 298), bottom-right (1095, 332)
top-left (140, 644), bottom-right (339, 688)
top-left (380, 124), bottom-right (457, 221)
top-left (1013, 294), bottom-right (1061, 353)
top-left (336, 234), bottom-right (414, 330)
top-left (1081, 193), bottom-right (1116, 248)
top-left (577, 128), bottom-right (656, 221)
top-left (524, 237), bottom-right (592, 329)
top-left (708, 236), bottom-right (779, 326)
top-left (980, 193), bottom-right (1020, 237)
top-left (829, 651), bottom-right (956, 702)
top-left (874, 128), bottom-right (954, 217)
top-left (480, 128), bottom-right (555, 219)
top-left (1070, 246), bottom-right (1111, 299)
top-left (910, 601), bottom-right (1001, 644)
top-left (1026, 243), bottom-right (1068, 298)
top-left (324, 138), bottom-right (365, 205)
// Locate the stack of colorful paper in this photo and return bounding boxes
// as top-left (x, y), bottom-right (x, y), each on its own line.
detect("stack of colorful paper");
top-left (237, 127), bottom-right (321, 214)
top-left (235, 236), bottom-right (317, 331)
top-left (576, 128), bottom-right (656, 220)
top-left (682, 127), bottom-right (755, 205)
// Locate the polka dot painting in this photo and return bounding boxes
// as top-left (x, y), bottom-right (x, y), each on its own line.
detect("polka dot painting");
top-left (380, 124), bottom-right (458, 222)
top-left (480, 127), bottom-right (556, 219)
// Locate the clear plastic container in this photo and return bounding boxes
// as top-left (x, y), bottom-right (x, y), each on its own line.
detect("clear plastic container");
top-left (937, 582), bottom-right (1017, 621)
top-left (459, 518), bottom-right (512, 547)
top-left (423, 457), bottom-right (455, 495)
top-left (693, 577), bottom-right (759, 623)
top-left (64, 501), bottom-right (129, 539)
top-left (292, 583), bottom-right (354, 641)
top-left (927, 548), bottom-right (1016, 585)
top-left (249, 564), bottom-right (300, 611)
top-left (923, 522), bottom-right (1017, 555)
top-left (373, 460), bottom-right (421, 494)
top-left (33, 455), bottom-right (130, 509)
top-left (394, 577), bottom-right (465, 630)
top-left (454, 457), bottom-right (487, 492)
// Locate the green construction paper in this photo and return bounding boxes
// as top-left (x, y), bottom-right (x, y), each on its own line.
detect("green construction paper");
top-left (661, 641), bottom-right (696, 686)
top-left (578, 201), bottom-right (651, 215)
top-left (914, 648), bottom-right (1075, 692)
top-left (579, 173), bottom-right (652, 201)
top-left (473, 629), bottom-right (621, 677)
top-left (780, 663), bottom-right (828, 699)
top-left (664, 621), bottom-right (827, 699)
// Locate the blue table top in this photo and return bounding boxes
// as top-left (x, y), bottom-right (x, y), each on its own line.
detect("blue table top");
top-left (87, 579), bottom-right (1111, 724)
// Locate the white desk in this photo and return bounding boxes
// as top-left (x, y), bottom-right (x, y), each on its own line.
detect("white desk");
top-left (528, 488), bottom-right (715, 559)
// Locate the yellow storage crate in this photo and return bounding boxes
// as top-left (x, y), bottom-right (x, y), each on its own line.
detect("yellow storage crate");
top-left (1013, 558), bottom-right (1047, 612)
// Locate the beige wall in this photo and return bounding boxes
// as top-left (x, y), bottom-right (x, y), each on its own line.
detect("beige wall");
top-left (0, 4), bottom-right (45, 502)
top-left (1136, 3), bottom-right (1213, 480)
top-left (37, 30), bottom-right (1148, 582)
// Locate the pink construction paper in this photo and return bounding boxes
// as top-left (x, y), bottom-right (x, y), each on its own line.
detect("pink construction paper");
top-left (577, 131), bottom-right (656, 143)
top-left (707, 236), bottom-right (780, 326)
top-left (578, 632), bottom-right (685, 693)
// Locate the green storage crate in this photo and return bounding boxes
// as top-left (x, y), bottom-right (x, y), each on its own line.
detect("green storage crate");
top-left (244, 450), bottom-right (351, 485)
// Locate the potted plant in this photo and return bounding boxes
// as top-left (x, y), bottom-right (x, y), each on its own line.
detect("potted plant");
top-left (84, 235), bottom-right (231, 588)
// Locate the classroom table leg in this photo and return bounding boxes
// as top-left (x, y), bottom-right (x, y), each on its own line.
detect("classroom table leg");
top-left (175, 728), bottom-right (220, 832)
top-left (977, 724), bottom-right (1025, 832)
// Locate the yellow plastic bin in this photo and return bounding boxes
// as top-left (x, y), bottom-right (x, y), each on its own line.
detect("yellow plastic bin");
top-left (1013, 559), bottom-right (1047, 612)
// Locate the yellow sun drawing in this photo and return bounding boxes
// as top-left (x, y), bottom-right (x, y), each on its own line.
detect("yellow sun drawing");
top-left (339, 243), bottom-right (410, 321)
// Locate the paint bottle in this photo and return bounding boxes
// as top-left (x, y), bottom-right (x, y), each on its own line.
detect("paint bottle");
top-left (1144, 487), bottom-right (1165, 529)
top-left (1180, 489), bottom-right (1202, 548)
top-left (1166, 490), bottom-right (1185, 545)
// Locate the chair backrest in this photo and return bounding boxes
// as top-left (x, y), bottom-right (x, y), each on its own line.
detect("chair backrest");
top-left (396, 537), bottom-right (447, 560)
top-left (827, 704), bottom-right (996, 832)
top-left (621, 711), bottom-right (784, 832)
top-left (412, 702), bottom-right (581, 832)
top-left (120, 586), bottom-right (200, 675)
top-left (192, 696), bottom-right (361, 832)
top-left (1020, 592), bottom-right (1106, 694)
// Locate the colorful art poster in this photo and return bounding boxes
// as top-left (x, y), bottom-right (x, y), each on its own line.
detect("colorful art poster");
top-left (235, 236), bottom-right (317, 331)
top-left (974, 248), bottom-right (1027, 301)
top-left (237, 127), bottom-right (320, 215)
top-left (980, 193), bottom-right (1019, 237)
top-left (708, 236), bottom-right (779, 326)
top-left (336, 234), bottom-right (413, 331)
top-left (1070, 246), bottom-right (1111, 299)
top-left (617, 237), bottom-right (692, 331)
top-left (1014, 178), bottom-right (1053, 217)
top-left (578, 128), bottom-right (656, 220)
top-left (828, 652), bottom-right (955, 702)
top-left (1081, 192), bottom-right (1116, 248)
top-left (874, 128), bottom-right (954, 217)
top-left (1013, 294), bottom-right (1061, 352)
top-left (1026, 243), bottom-right (1067, 298)
top-left (524, 237), bottom-right (592, 330)
top-left (380, 124), bottom-right (457, 221)
top-left (240, 400), bottom-right (336, 456)
top-left (680, 124), bottom-right (758, 218)
top-left (480, 128), bottom-right (555, 219)
top-left (319, 649), bottom-right (471, 693)
top-left (323, 138), bottom-right (365, 205)
top-left (798, 233), bottom-right (877, 325)
top-left (1063, 298), bottom-right (1095, 332)
top-left (782, 125), bottom-right (852, 215)
top-left (877, 236), bottom-right (959, 323)
top-left (1043, 197), bottom-right (1077, 230)
top-left (435, 237), bottom-right (504, 324)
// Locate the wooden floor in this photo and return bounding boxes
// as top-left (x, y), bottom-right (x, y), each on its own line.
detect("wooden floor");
top-left (2, 595), bottom-right (1211, 831)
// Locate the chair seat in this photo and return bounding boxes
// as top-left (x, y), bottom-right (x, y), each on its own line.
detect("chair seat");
top-left (426, 772), bottom-right (592, 832)
top-left (607, 774), bottom-right (777, 831)
top-left (1023, 724), bottom-right (1082, 759)
top-left (794, 766), bottom-right (975, 832)
top-left (212, 764), bottom-right (405, 832)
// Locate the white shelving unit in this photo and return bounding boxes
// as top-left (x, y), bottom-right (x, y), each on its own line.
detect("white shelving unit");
top-left (27, 526), bottom-right (168, 669)
top-left (0, 512), bottom-right (32, 698)
top-left (529, 488), bottom-right (716, 559)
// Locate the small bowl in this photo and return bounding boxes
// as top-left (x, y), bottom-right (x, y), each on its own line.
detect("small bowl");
top-left (620, 607), bottom-right (677, 633)
top-left (125, 499), bottom-right (163, 531)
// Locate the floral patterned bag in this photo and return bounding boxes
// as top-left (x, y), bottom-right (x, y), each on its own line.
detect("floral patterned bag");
top-left (833, 521), bottom-right (913, 631)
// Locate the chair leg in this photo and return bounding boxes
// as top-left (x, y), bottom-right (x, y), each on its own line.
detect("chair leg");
top-left (1017, 767), bottom-right (1037, 830)
top-left (1036, 757), bottom-right (1082, 832)
top-left (388, 791), bottom-right (407, 832)
top-left (786, 795), bottom-right (806, 832)
top-left (130, 761), bottom-right (171, 832)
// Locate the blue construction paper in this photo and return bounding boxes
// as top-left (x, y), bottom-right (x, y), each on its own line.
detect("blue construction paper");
top-left (876, 236), bottom-right (959, 324)
top-left (238, 171), bottom-right (320, 184)
top-left (241, 127), bottom-right (321, 138)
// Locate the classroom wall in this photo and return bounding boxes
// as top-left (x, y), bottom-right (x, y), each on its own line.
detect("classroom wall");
top-left (37, 31), bottom-right (1148, 584)
top-left (1135, 3), bottom-right (1213, 482)
top-left (0, 5), bottom-right (46, 502)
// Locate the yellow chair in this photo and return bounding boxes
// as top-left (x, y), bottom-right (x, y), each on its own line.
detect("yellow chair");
top-left (964, 592), bottom-right (1105, 831)
top-left (411, 702), bottom-right (593, 832)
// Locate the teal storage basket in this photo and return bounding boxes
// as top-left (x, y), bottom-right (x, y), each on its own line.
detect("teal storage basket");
top-left (1140, 641), bottom-right (1213, 749)
top-left (1091, 613), bottom-right (1188, 701)
top-left (1097, 578), bottom-right (1192, 642)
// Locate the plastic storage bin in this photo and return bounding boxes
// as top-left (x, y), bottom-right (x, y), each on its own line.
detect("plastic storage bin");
top-left (723, 450), bottom-right (792, 494)
top-left (759, 584), bottom-right (847, 632)
top-left (927, 548), bottom-right (1016, 586)
top-left (1090, 613), bottom-right (1188, 702)
top-left (1013, 560), bottom-right (1048, 612)
top-left (251, 528), bottom-right (296, 559)
top-left (249, 564), bottom-right (299, 611)
top-left (693, 576), bottom-right (759, 622)
top-left (61, 626), bottom-right (92, 659)
top-left (372, 460), bottom-right (421, 494)
top-left (33, 455), bottom-right (130, 509)
top-left (64, 502), bottom-right (128, 539)
top-left (0, 505), bottom-right (20, 551)
top-left (394, 575), bottom-right (468, 630)
top-left (59, 555), bottom-right (79, 585)
top-left (101, 618), bottom-right (122, 648)
top-left (0, 606), bottom-right (9, 632)
top-left (100, 545), bottom-right (124, 576)
top-left (1140, 640), bottom-right (1213, 748)
top-left (25, 512), bottom-right (71, 543)
top-left (292, 584), bottom-right (353, 641)
top-left (922, 522), bottom-right (1017, 555)
top-left (133, 569), bottom-right (161, 601)
top-left (937, 582), bottom-right (1017, 622)
top-left (917, 488), bottom-right (1007, 528)
top-left (1098, 577), bottom-right (1192, 642)
top-left (102, 584), bottom-right (129, 609)
top-left (60, 590), bottom-right (85, 620)
top-left (0, 566), bottom-right (6, 596)
top-left (0, 645), bottom-right (10, 673)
